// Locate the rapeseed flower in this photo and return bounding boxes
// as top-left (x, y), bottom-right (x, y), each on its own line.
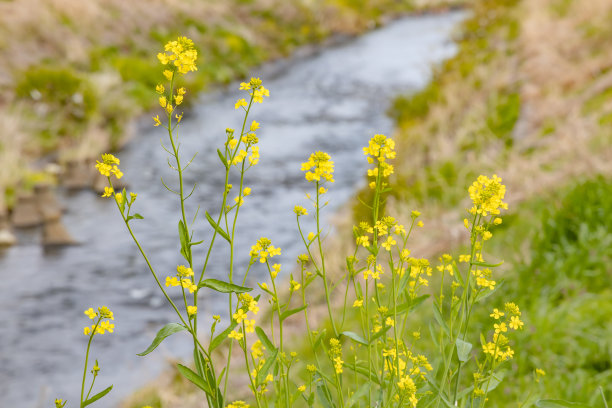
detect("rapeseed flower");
top-left (95, 153), bottom-right (123, 179)
top-left (157, 36), bottom-right (198, 75)
top-left (468, 174), bottom-right (508, 216)
top-left (301, 152), bottom-right (334, 183)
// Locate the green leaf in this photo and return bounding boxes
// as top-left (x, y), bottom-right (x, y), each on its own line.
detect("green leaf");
top-left (81, 385), bottom-right (112, 407)
top-left (432, 301), bottom-right (450, 337)
top-left (281, 305), bottom-right (308, 322)
top-left (425, 375), bottom-right (453, 408)
top-left (482, 371), bottom-right (505, 393)
top-left (205, 211), bottom-right (231, 243)
top-left (256, 349), bottom-right (278, 385)
top-left (210, 322), bottom-right (238, 352)
top-left (137, 323), bottom-right (186, 356)
top-left (535, 400), bottom-right (593, 408)
top-left (340, 331), bottom-right (368, 345)
top-left (255, 326), bottom-right (276, 351)
top-left (178, 220), bottom-right (191, 262)
top-left (471, 260), bottom-right (504, 268)
top-left (119, 188), bottom-right (127, 213)
top-left (315, 376), bottom-right (335, 408)
top-left (198, 279), bottom-right (251, 294)
top-left (456, 338), bottom-right (473, 362)
top-left (395, 294), bottom-right (429, 315)
top-left (217, 149), bottom-right (229, 168)
top-left (177, 363), bottom-right (213, 395)
top-left (126, 213), bottom-right (144, 222)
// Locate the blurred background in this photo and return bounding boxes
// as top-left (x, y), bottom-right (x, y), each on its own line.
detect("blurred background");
top-left (0, 0), bottom-right (610, 407)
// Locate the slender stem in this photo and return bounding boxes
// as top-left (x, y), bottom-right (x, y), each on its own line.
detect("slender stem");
top-left (80, 317), bottom-right (101, 407)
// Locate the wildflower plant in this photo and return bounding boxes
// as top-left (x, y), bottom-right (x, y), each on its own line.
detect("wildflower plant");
top-left (55, 306), bottom-right (115, 407)
top-left (86, 35), bottom-right (543, 408)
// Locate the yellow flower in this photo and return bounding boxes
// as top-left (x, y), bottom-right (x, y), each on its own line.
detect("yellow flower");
top-left (163, 69), bottom-right (173, 81)
top-left (152, 115), bottom-right (162, 127)
top-left (333, 356), bottom-right (343, 374)
top-left (228, 330), bottom-right (243, 341)
top-left (385, 317), bottom-right (395, 327)
top-left (159, 96), bottom-right (167, 108)
top-left (233, 309), bottom-right (247, 323)
top-left (294, 205), bottom-right (308, 216)
top-left (494, 217), bottom-right (503, 225)
top-left (494, 322), bottom-right (508, 334)
top-left (83, 326), bottom-right (91, 335)
top-left (235, 98), bottom-right (248, 109)
top-left (417, 221), bottom-right (424, 228)
top-left (382, 236), bottom-right (396, 251)
top-left (159, 36), bottom-right (198, 74)
top-left (251, 340), bottom-right (265, 359)
top-left (187, 306), bottom-right (197, 316)
top-left (468, 174), bottom-right (508, 216)
top-left (245, 319), bottom-right (255, 333)
top-left (298, 385), bottom-right (306, 392)
top-left (155, 84), bottom-right (165, 94)
top-left (84, 308), bottom-right (97, 319)
top-left (250, 121), bottom-right (260, 131)
top-left (174, 94), bottom-right (183, 105)
top-left (490, 308), bottom-right (504, 319)
top-left (271, 263), bottom-right (281, 279)
top-left (509, 315), bottom-right (524, 330)
top-left (290, 279), bottom-right (301, 292)
top-left (301, 151), bottom-right (335, 183)
top-left (352, 299), bottom-right (363, 308)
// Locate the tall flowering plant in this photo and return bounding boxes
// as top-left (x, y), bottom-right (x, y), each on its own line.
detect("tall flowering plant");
top-left (76, 35), bottom-right (539, 408)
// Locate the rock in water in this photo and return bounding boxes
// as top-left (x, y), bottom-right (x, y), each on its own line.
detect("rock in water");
top-left (42, 219), bottom-right (77, 246)
top-left (11, 192), bottom-right (43, 227)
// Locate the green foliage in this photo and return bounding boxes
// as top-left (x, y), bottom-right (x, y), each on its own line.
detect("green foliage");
top-left (16, 65), bottom-right (98, 122)
top-left (485, 90), bottom-right (520, 147)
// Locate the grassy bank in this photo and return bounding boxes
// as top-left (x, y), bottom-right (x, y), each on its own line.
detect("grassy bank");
top-left (363, 0), bottom-right (612, 404)
top-left (0, 0), bottom-right (466, 211)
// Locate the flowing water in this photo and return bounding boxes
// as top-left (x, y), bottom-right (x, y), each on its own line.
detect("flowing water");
top-left (0, 11), bottom-right (465, 407)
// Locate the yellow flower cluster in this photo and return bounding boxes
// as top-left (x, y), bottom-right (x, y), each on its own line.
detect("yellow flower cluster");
top-left (249, 237), bottom-right (281, 263)
top-left (95, 153), bottom-right (123, 179)
top-left (329, 338), bottom-right (344, 374)
top-left (226, 401), bottom-right (250, 408)
top-left (165, 265), bottom-right (198, 294)
top-left (397, 375), bottom-right (418, 406)
top-left (468, 174), bottom-right (508, 216)
top-left (301, 151), bottom-right (335, 183)
top-left (239, 77), bottom-right (270, 104)
top-left (83, 306), bottom-right (115, 336)
top-left (157, 36), bottom-right (198, 75)
top-left (482, 303), bottom-right (523, 361)
top-left (363, 134), bottom-right (395, 188)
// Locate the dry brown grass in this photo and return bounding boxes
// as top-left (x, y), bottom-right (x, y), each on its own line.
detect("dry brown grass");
top-left (390, 0), bottom-right (612, 244)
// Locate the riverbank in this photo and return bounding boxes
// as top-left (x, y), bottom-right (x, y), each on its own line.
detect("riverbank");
top-left (0, 0), bottom-right (468, 244)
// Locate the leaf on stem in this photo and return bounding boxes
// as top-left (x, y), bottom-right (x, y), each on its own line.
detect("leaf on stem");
top-left (432, 301), bottom-right (450, 337)
top-left (198, 279), bottom-right (251, 294)
top-left (255, 326), bottom-right (276, 351)
top-left (204, 211), bottom-right (231, 243)
top-left (340, 331), bottom-right (368, 346)
top-left (217, 149), bottom-right (229, 169)
top-left (137, 323), bottom-right (187, 356)
top-left (210, 322), bottom-right (238, 352)
top-left (177, 363), bottom-right (213, 395)
top-left (456, 338), bottom-right (473, 362)
top-left (280, 305), bottom-right (308, 322)
top-left (81, 385), bottom-right (113, 407)
top-left (256, 349), bottom-right (278, 386)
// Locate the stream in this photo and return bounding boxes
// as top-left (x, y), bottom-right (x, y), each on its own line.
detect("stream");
top-left (0, 11), bottom-right (465, 407)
